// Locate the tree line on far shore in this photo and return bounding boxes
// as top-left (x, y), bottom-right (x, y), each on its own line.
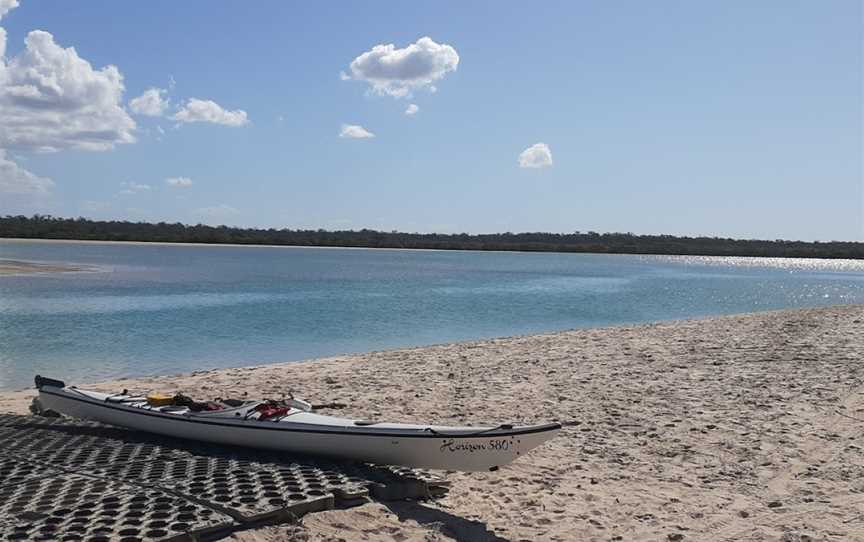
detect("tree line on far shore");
top-left (1, 215), bottom-right (861, 259)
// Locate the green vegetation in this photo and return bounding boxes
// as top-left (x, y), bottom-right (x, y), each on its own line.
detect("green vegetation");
top-left (1, 215), bottom-right (861, 258)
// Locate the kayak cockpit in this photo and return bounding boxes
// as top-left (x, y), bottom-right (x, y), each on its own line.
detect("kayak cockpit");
top-left (66, 388), bottom-right (280, 419)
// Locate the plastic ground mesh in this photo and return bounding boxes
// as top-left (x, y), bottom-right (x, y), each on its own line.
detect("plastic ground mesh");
top-left (0, 456), bottom-right (52, 489)
top-left (0, 413), bottom-right (448, 540)
top-left (0, 472), bottom-right (233, 541)
top-left (84, 453), bottom-right (370, 521)
top-left (0, 417), bottom-right (190, 467)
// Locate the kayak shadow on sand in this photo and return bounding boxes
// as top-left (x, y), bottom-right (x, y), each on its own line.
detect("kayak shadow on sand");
top-left (384, 501), bottom-right (511, 542)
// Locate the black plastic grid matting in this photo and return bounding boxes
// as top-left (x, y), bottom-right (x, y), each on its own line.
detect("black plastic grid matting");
top-left (0, 456), bottom-right (55, 490)
top-left (0, 417), bottom-right (191, 467)
top-left (0, 472), bottom-right (234, 541)
top-left (0, 413), bottom-right (448, 540)
top-left (85, 454), bottom-right (370, 521)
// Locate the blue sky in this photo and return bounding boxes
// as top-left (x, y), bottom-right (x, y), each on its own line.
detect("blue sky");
top-left (0, 1), bottom-right (861, 241)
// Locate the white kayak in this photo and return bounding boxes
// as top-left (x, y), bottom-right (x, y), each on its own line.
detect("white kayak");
top-left (35, 376), bottom-right (560, 472)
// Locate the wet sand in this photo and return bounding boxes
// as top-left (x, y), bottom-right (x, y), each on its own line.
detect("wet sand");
top-left (2, 305), bottom-right (863, 541)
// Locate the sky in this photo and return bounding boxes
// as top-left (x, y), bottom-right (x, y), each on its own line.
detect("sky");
top-left (0, 1), bottom-right (861, 241)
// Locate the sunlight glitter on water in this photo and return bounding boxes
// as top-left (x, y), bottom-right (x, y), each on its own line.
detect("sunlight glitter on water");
top-left (642, 255), bottom-right (864, 273)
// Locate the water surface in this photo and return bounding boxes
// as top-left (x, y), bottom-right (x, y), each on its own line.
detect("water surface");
top-left (1, 240), bottom-right (863, 390)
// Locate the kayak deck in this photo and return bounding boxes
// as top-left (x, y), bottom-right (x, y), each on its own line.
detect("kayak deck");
top-left (58, 387), bottom-right (552, 436)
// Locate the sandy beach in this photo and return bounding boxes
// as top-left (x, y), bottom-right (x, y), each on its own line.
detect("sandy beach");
top-left (2, 305), bottom-right (862, 541)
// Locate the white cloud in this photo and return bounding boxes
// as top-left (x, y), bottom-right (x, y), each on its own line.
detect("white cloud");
top-left (405, 103), bottom-right (419, 116)
top-left (173, 98), bottom-right (249, 126)
top-left (119, 181), bottom-right (150, 195)
top-left (165, 176), bottom-right (192, 187)
top-left (129, 87), bottom-right (168, 116)
top-left (196, 203), bottom-right (239, 219)
top-left (0, 27), bottom-right (5, 60)
top-left (0, 149), bottom-right (54, 195)
top-left (0, 0), bottom-right (18, 21)
top-left (345, 36), bottom-right (459, 98)
top-left (339, 124), bottom-right (375, 139)
top-left (518, 143), bottom-right (553, 169)
top-left (0, 30), bottom-right (136, 152)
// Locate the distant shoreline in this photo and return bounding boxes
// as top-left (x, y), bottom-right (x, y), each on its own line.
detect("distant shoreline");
top-left (0, 236), bottom-right (445, 252)
top-left (2, 237), bottom-right (863, 263)
top-left (2, 216), bottom-right (861, 259)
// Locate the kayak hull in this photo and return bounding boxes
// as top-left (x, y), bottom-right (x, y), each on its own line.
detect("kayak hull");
top-left (37, 385), bottom-right (560, 472)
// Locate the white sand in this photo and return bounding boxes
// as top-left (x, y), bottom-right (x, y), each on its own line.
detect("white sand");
top-left (3, 305), bottom-right (862, 541)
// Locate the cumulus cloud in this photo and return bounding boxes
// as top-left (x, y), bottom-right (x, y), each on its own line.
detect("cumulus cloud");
top-left (118, 181), bottom-right (150, 195)
top-left (129, 87), bottom-right (168, 116)
top-left (0, 149), bottom-right (54, 195)
top-left (339, 124), bottom-right (375, 139)
top-left (405, 103), bottom-right (419, 116)
top-left (165, 176), bottom-right (192, 187)
top-left (345, 36), bottom-right (459, 98)
top-left (0, 30), bottom-right (136, 152)
top-left (0, 0), bottom-right (18, 21)
top-left (173, 98), bottom-right (249, 126)
top-left (518, 143), bottom-right (553, 169)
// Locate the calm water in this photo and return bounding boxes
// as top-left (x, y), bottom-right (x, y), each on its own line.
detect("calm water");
top-left (1, 240), bottom-right (863, 391)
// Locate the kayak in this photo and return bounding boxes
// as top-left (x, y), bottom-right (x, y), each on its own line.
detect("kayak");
top-left (34, 376), bottom-right (561, 472)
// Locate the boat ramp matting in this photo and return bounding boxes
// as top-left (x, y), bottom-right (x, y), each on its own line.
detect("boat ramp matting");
top-left (0, 413), bottom-right (450, 541)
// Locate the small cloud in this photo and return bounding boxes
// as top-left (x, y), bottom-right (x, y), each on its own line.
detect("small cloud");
top-left (343, 36), bottom-right (459, 98)
top-left (276, 115), bottom-right (285, 123)
top-left (339, 124), bottom-right (375, 139)
top-left (129, 87), bottom-right (169, 117)
top-left (196, 203), bottom-right (240, 219)
top-left (518, 143), bottom-right (553, 169)
top-left (405, 104), bottom-right (419, 116)
top-left (174, 98), bottom-right (249, 127)
top-left (0, 0), bottom-right (19, 20)
top-left (165, 176), bottom-right (193, 187)
top-left (119, 181), bottom-right (151, 195)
